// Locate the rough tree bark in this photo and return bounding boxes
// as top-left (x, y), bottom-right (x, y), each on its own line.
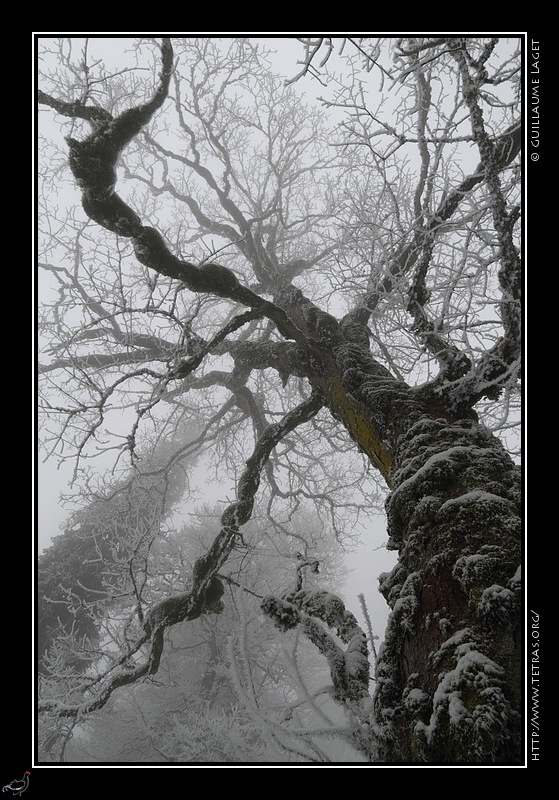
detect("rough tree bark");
top-left (37, 37), bottom-right (522, 764)
top-left (377, 417), bottom-right (521, 762)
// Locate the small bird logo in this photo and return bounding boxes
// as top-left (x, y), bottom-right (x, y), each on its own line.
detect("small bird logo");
top-left (2, 773), bottom-right (30, 796)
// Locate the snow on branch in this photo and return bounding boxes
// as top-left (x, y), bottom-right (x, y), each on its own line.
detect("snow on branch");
top-left (262, 589), bottom-right (370, 704)
top-left (39, 393), bottom-right (324, 719)
top-left (450, 42), bottom-right (521, 357)
top-left (38, 39), bottom-right (301, 336)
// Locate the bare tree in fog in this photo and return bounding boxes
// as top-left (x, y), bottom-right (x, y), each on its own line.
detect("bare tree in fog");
top-left (37, 37), bottom-right (522, 764)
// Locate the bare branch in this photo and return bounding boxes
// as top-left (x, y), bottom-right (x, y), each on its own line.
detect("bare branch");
top-left (39, 392), bottom-right (323, 717)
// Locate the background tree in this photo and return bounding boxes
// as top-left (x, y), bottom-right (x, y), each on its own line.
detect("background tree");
top-left (37, 36), bottom-right (522, 764)
top-left (38, 416), bottom-right (197, 674)
top-left (39, 507), bottom-right (355, 764)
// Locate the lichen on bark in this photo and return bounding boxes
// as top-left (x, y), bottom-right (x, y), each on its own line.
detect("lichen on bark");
top-left (374, 415), bottom-right (522, 763)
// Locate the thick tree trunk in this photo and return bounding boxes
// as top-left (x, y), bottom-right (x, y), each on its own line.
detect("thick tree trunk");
top-left (282, 312), bottom-right (522, 763)
top-left (374, 415), bottom-right (522, 763)
top-left (269, 291), bottom-right (522, 762)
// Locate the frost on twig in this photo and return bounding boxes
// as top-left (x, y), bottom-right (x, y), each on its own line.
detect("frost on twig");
top-left (358, 592), bottom-right (378, 662)
top-left (39, 393), bottom-right (323, 719)
top-left (39, 39), bottom-right (287, 315)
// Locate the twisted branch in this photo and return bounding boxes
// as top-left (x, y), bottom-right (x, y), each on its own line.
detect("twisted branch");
top-left (39, 392), bottom-right (323, 718)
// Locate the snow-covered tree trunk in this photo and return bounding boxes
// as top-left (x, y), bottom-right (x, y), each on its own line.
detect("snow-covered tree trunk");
top-left (375, 415), bottom-right (521, 763)
top-left (300, 331), bottom-right (522, 763)
top-left (264, 315), bottom-right (522, 763)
